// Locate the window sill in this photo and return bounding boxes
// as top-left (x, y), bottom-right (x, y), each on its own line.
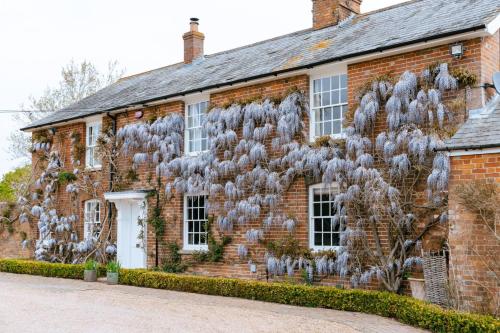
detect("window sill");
top-left (184, 150), bottom-right (209, 157)
top-left (179, 247), bottom-right (208, 254)
top-left (310, 246), bottom-right (341, 253)
top-left (309, 133), bottom-right (346, 143)
top-left (85, 166), bottom-right (102, 172)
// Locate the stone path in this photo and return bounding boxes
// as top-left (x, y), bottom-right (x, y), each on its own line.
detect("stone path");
top-left (0, 272), bottom-right (428, 333)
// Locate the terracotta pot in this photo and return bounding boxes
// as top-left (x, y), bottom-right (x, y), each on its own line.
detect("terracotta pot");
top-left (107, 272), bottom-right (119, 285)
top-left (84, 270), bottom-right (97, 282)
top-left (408, 277), bottom-right (426, 301)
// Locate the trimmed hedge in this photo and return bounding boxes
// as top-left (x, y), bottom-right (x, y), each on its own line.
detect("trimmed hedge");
top-left (0, 259), bottom-right (498, 333)
top-left (0, 258), bottom-right (106, 279)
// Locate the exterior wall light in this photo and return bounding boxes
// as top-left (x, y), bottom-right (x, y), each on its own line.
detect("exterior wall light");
top-left (134, 111), bottom-right (144, 119)
top-left (450, 42), bottom-right (464, 59)
top-left (48, 127), bottom-right (57, 135)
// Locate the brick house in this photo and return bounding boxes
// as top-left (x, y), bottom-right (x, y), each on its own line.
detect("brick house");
top-left (19, 0), bottom-right (499, 295)
top-left (442, 96), bottom-right (500, 314)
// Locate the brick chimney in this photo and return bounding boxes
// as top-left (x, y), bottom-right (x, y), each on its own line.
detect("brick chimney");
top-left (183, 18), bottom-right (205, 64)
top-left (312, 0), bottom-right (361, 30)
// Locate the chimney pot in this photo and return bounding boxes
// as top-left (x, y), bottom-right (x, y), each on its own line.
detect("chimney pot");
top-left (190, 17), bottom-right (199, 32)
top-left (183, 18), bottom-right (205, 64)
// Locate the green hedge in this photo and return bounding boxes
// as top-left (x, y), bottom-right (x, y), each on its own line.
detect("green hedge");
top-left (0, 258), bottom-right (106, 279)
top-left (0, 259), bottom-right (498, 333)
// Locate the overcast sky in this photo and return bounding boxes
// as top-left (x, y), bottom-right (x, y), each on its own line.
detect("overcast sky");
top-left (0, 0), bottom-right (408, 177)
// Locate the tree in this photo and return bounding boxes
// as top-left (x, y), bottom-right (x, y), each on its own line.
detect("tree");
top-left (8, 60), bottom-right (125, 159)
top-left (0, 165), bottom-right (31, 202)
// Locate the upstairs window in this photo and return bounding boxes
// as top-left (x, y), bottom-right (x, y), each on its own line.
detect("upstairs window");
top-left (183, 194), bottom-right (208, 250)
top-left (309, 183), bottom-right (341, 251)
top-left (185, 101), bottom-right (209, 155)
top-left (311, 74), bottom-right (348, 140)
top-left (84, 200), bottom-right (101, 240)
top-left (86, 121), bottom-right (101, 168)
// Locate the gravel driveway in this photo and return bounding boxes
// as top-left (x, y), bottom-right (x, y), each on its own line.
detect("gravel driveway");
top-left (0, 272), bottom-right (427, 333)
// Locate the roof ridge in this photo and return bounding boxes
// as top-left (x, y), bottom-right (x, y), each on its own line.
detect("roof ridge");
top-left (204, 28), bottom-right (312, 59)
top-left (359, 0), bottom-right (421, 17)
top-left (116, 29), bottom-right (314, 83)
top-left (118, 61), bottom-right (184, 82)
top-left (114, 1), bottom-right (424, 84)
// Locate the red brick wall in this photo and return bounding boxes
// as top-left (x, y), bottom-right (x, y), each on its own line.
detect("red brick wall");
top-left (481, 30), bottom-right (500, 100)
top-left (448, 152), bottom-right (500, 314)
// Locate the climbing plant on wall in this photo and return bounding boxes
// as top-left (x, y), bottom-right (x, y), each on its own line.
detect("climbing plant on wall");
top-left (322, 64), bottom-right (461, 292)
top-left (116, 67), bottom-right (463, 291)
top-left (15, 126), bottom-right (118, 264)
top-left (18, 63), bottom-right (469, 293)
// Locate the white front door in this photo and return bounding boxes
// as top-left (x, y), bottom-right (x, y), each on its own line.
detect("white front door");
top-left (116, 200), bottom-right (147, 269)
top-left (104, 192), bottom-right (148, 269)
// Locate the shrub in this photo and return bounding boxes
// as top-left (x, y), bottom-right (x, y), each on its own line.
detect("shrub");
top-left (0, 259), bottom-right (105, 279)
top-left (57, 171), bottom-right (77, 184)
top-left (0, 259), bottom-right (498, 333)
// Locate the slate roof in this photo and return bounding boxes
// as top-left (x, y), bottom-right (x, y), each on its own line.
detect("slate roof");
top-left (23, 0), bottom-right (500, 130)
top-left (445, 95), bottom-right (500, 150)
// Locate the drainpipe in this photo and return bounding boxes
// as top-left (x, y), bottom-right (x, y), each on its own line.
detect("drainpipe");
top-left (106, 113), bottom-right (117, 229)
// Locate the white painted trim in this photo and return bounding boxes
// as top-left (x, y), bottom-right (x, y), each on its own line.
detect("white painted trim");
top-left (184, 99), bottom-right (210, 156)
top-left (308, 183), bottom-right (341, 252)
top-left (104, 191), bottom-right (149, 201)
top-left (23, 30), bottom-right (489, 133)
top-left (183, 92), bottom-right (210, 105)
top-left (85, 115), bottom-right (103, 124)
top-left (486, 13), bottom-right (500, 35)
top-left (309, 67), bottom-right (348, 143)
top-left (85, 119), bottom-right (102, 169)
top-left (83, 199), bottom-right (101, 240)
top-left (183, 192), bottom-right (209, 251)
top-left (104, 191), bottom-right (148, 269)
top-left (448, 147), bottom-right (500, 157)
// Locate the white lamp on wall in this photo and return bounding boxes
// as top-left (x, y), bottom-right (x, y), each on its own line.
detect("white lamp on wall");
top-left (450, 42), bottom-right (464, 59)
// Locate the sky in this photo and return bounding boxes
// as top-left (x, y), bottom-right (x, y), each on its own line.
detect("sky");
top-left (0, 0), bottom-right (408, 177)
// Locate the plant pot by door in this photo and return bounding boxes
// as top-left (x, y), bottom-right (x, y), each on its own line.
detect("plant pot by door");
top-left (408, 277), bottom-right (426, 301)
top-left (107, 272), bottom-right (119, 285)
top-left (84, 270), bottom-right (97, 282)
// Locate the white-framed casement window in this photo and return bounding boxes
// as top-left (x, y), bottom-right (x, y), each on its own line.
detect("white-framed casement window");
top-left (84, 200), bottom-right (101, 240)
top-left (86, 120), bottom-right (102, 168)
top-left (310, 73), bottom-right (348, 141)
top-left (183, 194), bottom-right (208, 251)
top-left (309, 183), bottom-right (341, 251)
top-left (185, 100), bottom-right (209, 155)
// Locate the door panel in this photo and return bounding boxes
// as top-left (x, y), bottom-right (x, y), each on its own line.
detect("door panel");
top-left (116, 200), bottom-right (147, 269)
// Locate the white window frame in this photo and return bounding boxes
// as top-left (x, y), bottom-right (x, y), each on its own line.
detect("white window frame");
top-left (84, 199), bottom-right (101, 240)
top-left (183, 193), bottom-right (209, 251)
top-left (309, 64), bottom-right (348, 142)
top-left (85, 118), bottom-right (102, 169)
top-left (308, 183), bottom-right (341, 251)
top-left (184, 96), bottom-right (209, 156)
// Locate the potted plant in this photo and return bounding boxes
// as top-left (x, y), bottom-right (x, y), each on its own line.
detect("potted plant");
top-left (83, 259), bottom-right (98, 282)
top-left (407, 272), bottom-right (426, 301)
top-left (106, 260), bottom-right (120, 285)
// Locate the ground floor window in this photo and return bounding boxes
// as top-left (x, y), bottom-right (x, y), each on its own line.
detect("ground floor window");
top-left (84, 200), bottom-right (101, 240)
top-left (183, 194), bottom-right (208, 250)
top-left (309, 183), bottom-right (341, 250)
